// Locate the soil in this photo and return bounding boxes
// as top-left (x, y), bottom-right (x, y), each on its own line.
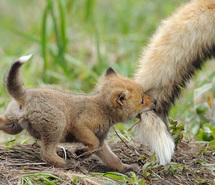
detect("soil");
top-left (0, 139), bottom-right (214, 185)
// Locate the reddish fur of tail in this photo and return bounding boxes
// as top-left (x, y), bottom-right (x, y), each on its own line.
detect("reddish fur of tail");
top-left (5, 55), bottom-right (32, 105)
top-left (134, 0), bottom-right (215, 164)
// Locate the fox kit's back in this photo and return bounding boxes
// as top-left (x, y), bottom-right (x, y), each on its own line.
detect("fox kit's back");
top-left (0, 56), bottom-right (156, 172)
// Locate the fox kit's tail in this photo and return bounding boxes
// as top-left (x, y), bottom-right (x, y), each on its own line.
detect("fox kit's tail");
top-left (5, 55), bottom-right (32, 105)
top-left (134, 0), bottom-right (215, 164)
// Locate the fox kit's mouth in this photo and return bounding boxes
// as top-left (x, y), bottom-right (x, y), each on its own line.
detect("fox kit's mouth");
top-left (136, 114), bottom-right (141, 119)
top-left (137, 107), bottom-right (153, 117)
top-left (137, 99), bottom-right (157, 117)
top-left (150, 103), bottom-right (156, 111)
top-left (149, 99), bottom-right (157, 111)
top-left (138, 106), bottom-right (154, 115)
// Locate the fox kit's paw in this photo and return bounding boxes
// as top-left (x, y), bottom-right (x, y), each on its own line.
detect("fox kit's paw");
top-left (46, 160), bottom-right (66, 168)
top-left (122, 163), bottom-right (139, 172)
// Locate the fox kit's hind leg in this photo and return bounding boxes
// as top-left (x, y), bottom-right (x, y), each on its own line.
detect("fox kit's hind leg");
top-left (39, 117), bottom-right (67, 167)
top-left (0, 115), bottom-right (23, 135)
top-left (41, 136), bottom-right (66, 167)
top-left (96, 142), bottom-right (138, 172)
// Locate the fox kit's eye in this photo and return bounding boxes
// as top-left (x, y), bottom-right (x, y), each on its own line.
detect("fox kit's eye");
top-left (141, 98), bottom-right (144, 104)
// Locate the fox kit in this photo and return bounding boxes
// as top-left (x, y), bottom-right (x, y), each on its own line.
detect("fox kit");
top-left (133, 0), bottom-right (215, 165)
top-left (0, 55), bottom-right (156, 172)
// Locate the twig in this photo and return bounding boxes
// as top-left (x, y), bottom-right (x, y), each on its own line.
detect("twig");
top-left (5, 147), bottom-right (41, 160)
top-left (59, 146), bottom-right (67, 160)
top-left (174, 175), bottom-right (182, 183)
top-left (128, 120), bottom-right (140, 131)
top-left (169, 181), bottom-right (183, 185)
top-left (6, 162), bottom-right (46, 166)
top-left (113, 127), bottom-right (141, 157)
top-left (186, 173), bottom-right (194, 184)
top-left (152, 174), bottom-right (183, 185)
top-left (152, 171), bottom-right (171, 184)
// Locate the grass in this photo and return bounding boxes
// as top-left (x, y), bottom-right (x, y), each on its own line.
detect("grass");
top-left (0, 0), bottom-right (215, 184)
top-left (18, 172), bottom-right (71, 185)
top-left (0, 0), bottom-right (187, 92)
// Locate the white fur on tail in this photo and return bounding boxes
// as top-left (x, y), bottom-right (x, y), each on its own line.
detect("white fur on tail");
top-left (135, 112), bottom-right (174, 165)
top-left (18, 54), bottom-right (33, 63)
top-left (134, 0), bottom-right (215, 165)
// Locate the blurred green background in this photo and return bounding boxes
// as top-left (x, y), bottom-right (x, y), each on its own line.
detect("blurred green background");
top-left (1, 0), bottom-right (215, 144)
top-left (0, 0), bottom-right (187, 92)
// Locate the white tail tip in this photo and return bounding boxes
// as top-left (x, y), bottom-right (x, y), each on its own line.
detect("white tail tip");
top-left (18, 54), bottom-right (33, 63)
top-left (135, 111), bottom-right (175, 165)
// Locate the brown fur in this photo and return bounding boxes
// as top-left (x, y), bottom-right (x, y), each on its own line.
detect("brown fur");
top-left (134, 0), bottom-right (215, 165)
top-left (0, 56), bottom-right (156, 172)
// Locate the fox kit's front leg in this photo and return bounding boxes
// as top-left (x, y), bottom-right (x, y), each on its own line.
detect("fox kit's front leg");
top-left (72, 125), bottom-right (100, 156)
top-left (72, 124), bottom-right (137, 172)
top-left (95, 141), bottom-right (138, 172)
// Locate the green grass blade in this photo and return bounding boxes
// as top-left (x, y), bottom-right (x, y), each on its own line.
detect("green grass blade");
top-left (4, 24), bottom-right (40, 44)
top-left (72, 176), bottom-right (78, 185)
top-left (58, 0), bottom-right (67, 52)
top-left (50, 0), bottom-right (68, 75)
top-left (50, 2), bottom-right (62, 54)
top-left (94, 27), bottom-right (103, 69)
top-left (20, 172), bottom-right (71, 185)
top-left (94, 172), bottom-right (131, 182)
top-left (85, 0), bottom-right (95, 22)
top-left (65, 54), bottom-right (99, 79)
top-left (41, 0), bottom-right (51, 76)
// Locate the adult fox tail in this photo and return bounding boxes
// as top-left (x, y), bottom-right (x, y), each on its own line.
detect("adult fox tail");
top-left (5, 55), bottom-right (32, 105)
top-left (134, 0), bottom-right (215, 164)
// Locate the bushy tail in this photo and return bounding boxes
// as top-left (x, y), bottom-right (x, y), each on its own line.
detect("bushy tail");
top-left (5, 55), bottom-right (32, 105)
top-left (134, 0), bottom-right (215, 164)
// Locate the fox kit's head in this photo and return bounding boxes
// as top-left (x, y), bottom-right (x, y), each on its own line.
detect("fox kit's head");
top-left (101, 67), bottom-right (156, 122)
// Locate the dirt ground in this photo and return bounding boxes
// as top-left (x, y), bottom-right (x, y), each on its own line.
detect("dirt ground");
top-left (0, 139), bottom-right (214, 185)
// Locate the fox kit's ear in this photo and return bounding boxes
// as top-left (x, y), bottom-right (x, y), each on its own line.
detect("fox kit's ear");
top-left (105, 67), bottom-right (117, 76)
top-left (112, 90), bottom-right (128, 106)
